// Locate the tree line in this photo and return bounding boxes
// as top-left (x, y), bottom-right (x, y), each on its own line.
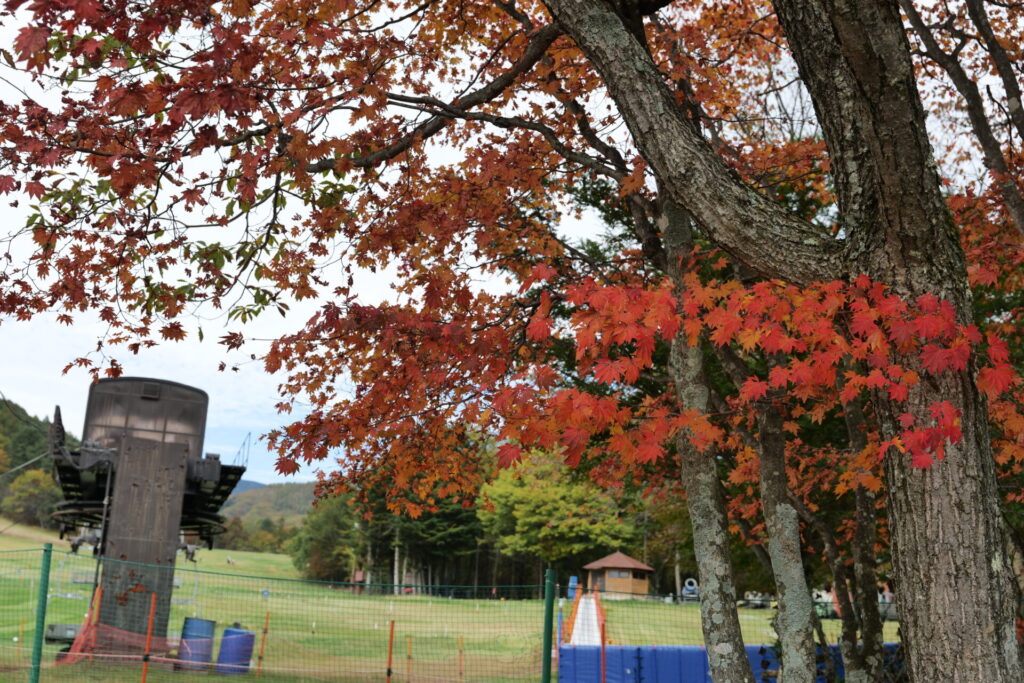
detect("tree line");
top-left (0, 400), bottom-right (62, 528)
top-left (270, 451), bottom-right (770, 594)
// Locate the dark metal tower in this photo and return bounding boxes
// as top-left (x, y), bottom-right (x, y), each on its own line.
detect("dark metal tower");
top-left (49, 378), bottom-right (246, 644)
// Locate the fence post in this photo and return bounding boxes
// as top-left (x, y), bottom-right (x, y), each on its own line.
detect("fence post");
top-left (541, 567), bottom-right (555, 683)
top-left (386, 620), bottom-right (395, 683)
top-left (256, 611), bottom-right (270, 677)
top-left (140, 592), bottom-right (157, 683)
top-left (30, 543), bottom-right (53, 683)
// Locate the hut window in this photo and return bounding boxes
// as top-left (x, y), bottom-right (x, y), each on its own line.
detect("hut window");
top-left (609, 570), bottom-right (629, 578)
top-left (633, 571), bottom-right (646, 579)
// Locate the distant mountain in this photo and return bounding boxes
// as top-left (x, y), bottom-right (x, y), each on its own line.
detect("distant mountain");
top-left (228, 479), bottom-right (267, 498)
top-left (0, 396), bottom-right (63, 473)
top-left (219, 481), bottom-right (316, 528)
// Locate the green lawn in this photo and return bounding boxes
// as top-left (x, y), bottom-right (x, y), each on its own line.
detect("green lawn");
top-left (0, 544), bottom-right (544, 682)
top-left (0, 525), bottom-right (899, 682)
top-left (601, 597), bottom-right (900, 647)
top-left (0, 519), bottom-right (61, 552)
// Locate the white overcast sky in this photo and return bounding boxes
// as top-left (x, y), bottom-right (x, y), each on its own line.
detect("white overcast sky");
top-left (0, 213), bottom-right (600, 485)
top-left (1, 307), bottom-right (318, 483)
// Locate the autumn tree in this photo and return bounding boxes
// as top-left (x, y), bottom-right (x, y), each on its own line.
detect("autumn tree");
top-left (1, 1), bottom-right (1023, 681)
top-left (1, 469), bottom-right (62, 528)
top-left (478, 451), bottom-right (637, 575)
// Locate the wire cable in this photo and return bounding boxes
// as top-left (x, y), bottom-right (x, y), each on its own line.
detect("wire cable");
top-left (0, 451), bottom-right (50, 479)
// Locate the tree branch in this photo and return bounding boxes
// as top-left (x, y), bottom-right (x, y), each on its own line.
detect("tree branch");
top-left (541, 0), bottom-right (844, 286)
top-left (901, 0), bottom-right (1024, 236)
top-left (306, 23), bottom-right (562, 173)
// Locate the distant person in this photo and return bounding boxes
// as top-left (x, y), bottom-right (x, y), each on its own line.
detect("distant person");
top-left (818, 583), bottom-right (839, 618)
top-left (879, 582), bottom-right (897, 621)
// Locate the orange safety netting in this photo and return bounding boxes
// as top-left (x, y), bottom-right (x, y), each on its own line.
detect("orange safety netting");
top-left (59, 620), bottom-right (186, 667)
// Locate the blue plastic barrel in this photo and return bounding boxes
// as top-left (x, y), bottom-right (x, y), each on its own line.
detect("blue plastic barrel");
top-left (215, 628), bottom-right (256, 675)
top-left (178, 617), bottom-right (215, 670)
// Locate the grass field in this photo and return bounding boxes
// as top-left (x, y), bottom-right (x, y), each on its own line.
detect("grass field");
top-left (0, 524), bottom-right (545, 682)
top-left (600, 597), bottom-right (900, 647)
top-left (0, 520), bottom-right (899, 682)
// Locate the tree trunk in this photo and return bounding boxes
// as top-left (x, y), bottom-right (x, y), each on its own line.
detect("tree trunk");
top-left (881, 382), bottom-right (1018, 681)
top-left (787, 391), bottom-right (883, 683)
top-left (393, 524), bottom-right (401, 596)
top-left (713, 345), bottom-right (817, 681)
top-left (401, 553), bottom-right (408, 593)
top-left (674, 547), bottom-right (682, 598)
top-left (473, 544), bottom-right (480, 594)
top-left (542, 1), bottom-right (1021, 679)
top-left (756, 401), bottom-right (816, 683)
top-left (768, 1), bottom-right (1021, 678)
top-left (664, 202), bottom-right (755, 683)
top-left (365, 544), bottom-right (373, 592)
top-left (792, 490), bottom-right (870, 683)
top-left (810, 609), bottom-right (837, 683)
top-left (844, 398), bottom-right (884, 682)
top-left (491, 546), bottom-right (498, 589)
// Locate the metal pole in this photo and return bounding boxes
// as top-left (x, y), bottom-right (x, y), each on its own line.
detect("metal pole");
top-left (90, 461), bottom-right (113, 603)
top-left (458, 635), bottom-right (464, 682)
top-left (541, 567), bottom-right (555, 683)
top-left (256, 611), bottom-right (270, 677)
top-left (140, 592), bottom-right (157, 683)
top-left (30, 543), bottom-right (53, 683)
top-left (386, 620), bottom-right (395, 683)
top-left (405, 634), bottom-right (412, 681)
top-left (88, 587), bottom-right (103, 663)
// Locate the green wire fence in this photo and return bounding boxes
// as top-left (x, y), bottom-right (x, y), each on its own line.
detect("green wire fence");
top-left (0, 546), bottom-right (556, 682)
top-left (0, 546), bottom-right (906, 682)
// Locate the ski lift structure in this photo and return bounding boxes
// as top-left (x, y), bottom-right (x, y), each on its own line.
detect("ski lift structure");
top-left (48, 377), bottom-right (246, 645)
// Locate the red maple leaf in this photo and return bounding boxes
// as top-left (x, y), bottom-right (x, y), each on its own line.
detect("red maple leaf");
top-left (977, 364), bottom-right (1016, 399)
top-left (919, 344), bottom-right (950, 374)
top-left (592, 358), bottom-right (621, 385)
top-left (739, 377), bottom-right (769, 401)
top-left (496, 443), bottom-right (523, 468)
top-left (14, 26), bottom-right (49, 59)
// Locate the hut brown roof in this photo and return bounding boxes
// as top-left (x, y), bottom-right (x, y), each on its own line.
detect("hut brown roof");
top-left (582, 551), bottom-right (653, 572)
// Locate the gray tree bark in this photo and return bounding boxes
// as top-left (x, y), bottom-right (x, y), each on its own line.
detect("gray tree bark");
top-left (844, 397), bottom-right (884, 682)
top-left (541, 0), bottom-right (1022, 680)
top-left (663, 202), bottom-right (755, 683)
top-left (756, 401), bottom-right (816, 683)
top-left (673, 547), bottom-right (682, 598)
top-left (393, 523), bottom-right (401, 596)
top-left (712, 346), bottom-right (818, 682)
top-left (770, 2), bottom-right (1021, 679)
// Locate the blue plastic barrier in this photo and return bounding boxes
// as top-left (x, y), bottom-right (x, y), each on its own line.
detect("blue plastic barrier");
top-left (603, 645), bottom-right (639, 683)
top-left (177, 617), bottom-right (215, 670)
top-left (558, 643), bottom-right (900, 682)
top-left (559, 645), bottom-right (602, 682)
top-left (215, 627), bottom-right (256, 675)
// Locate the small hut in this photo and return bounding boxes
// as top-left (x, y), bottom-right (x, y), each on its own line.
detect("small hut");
top-left (582, 551), bottom-right (653, 599)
